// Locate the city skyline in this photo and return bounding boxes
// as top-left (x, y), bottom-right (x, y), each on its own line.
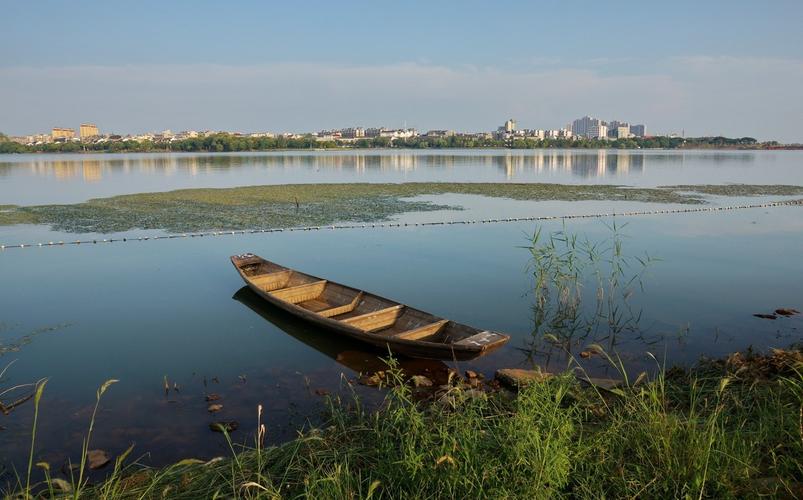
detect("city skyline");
top-left (2, 1), bottom-right (803, 141)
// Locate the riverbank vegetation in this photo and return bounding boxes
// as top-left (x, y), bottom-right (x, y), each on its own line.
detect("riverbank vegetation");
top-left (0, 132), bottom-right (791, 154)
top-left (3, 182), bottom-right (803, 234)
top-left (6, 347), bottom-right (801, 498)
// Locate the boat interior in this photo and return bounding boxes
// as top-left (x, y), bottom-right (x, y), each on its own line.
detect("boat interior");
top-left (238, 259), bottom-right (485, 344)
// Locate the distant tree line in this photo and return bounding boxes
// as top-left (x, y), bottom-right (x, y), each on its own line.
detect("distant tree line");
top-left (0, 131), bottom-right (783, 154)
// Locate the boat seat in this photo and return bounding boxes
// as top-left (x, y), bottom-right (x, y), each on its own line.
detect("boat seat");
top-left (318, 292), bottom-right (364, 318)
top-left (341, 305), bottom-right (404, 332)
top-left (250, 270), bottom-right (292, 292)
top-left (269, 280), bottom-right (327, 304)
top-left (391, 320), bottom-right (448, 341)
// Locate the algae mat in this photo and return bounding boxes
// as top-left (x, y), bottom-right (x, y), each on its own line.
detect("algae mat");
top-left (2, 182), bottom-right (803, 234)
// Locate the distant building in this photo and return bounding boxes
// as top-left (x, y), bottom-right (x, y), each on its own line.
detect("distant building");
top-left (424, 130), bottom-right (456, 138)
top-left (571, 116), bottom-right (606, 139)
top-left (365, 127), bottom-right (385, 138)
top-left (630, 124), bottom-right (646, 137)
top-left (79, 123), bottom-right (99, 139)
top-left (378, 128), bottom-right (417, 139)
top-left (504, 118), bottom-right (516, 133)
top-left (341, 127), bottom-right (365, 139)
top-left (52, 127), bottom-right (75, 140)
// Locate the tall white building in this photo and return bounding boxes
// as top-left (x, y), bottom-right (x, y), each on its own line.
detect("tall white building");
top-left (571, 116), bottom-right (605, 139)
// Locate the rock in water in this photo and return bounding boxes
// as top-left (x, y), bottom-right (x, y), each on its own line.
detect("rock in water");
top-left (410, 375), bottom-right (433, 387)
top-left (494, 368), bottom-right (552, 389)
top-left (207, 404), bottom-right (223, 413)
top-left (205, 393), bottom-right (221, 402)
top-left (87, 449), bottom-right (110, 470)
top-left (753, 313), bottom-right (777, 320)
top-left (775, 308), bottom-right (800, 316)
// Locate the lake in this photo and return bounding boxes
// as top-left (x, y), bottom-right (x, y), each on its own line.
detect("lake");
top-left (1, 149), bottom-right (802, 475)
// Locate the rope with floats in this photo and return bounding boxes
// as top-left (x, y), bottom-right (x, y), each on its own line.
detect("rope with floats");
top-left (1, 199), bottom-right (801, 251)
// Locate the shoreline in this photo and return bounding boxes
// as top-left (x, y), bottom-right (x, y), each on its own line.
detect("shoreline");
top-left (3, 145), bottom-right (803, 156)
top-left (7, 345), bottom-right (801, 498)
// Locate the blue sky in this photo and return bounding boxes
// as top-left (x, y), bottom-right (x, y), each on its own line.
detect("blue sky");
top-left (2, 1), bottom-right (803, 140)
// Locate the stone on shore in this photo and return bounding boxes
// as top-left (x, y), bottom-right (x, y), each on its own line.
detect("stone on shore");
top-left (494, 368), bottom-right (552, 389)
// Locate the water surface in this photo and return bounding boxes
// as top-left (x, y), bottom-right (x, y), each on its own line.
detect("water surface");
top-left (1, 150), bottom-right (801, 475)
top-left (2, 149), bottom-right (802, 205)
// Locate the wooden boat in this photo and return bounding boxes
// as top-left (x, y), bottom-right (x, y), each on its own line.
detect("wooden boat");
top-left (231, 254), bottom-right (510, 360)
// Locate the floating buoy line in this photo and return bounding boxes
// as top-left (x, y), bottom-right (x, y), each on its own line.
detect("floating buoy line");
top-left (1, 199), bottom-right (801, 252)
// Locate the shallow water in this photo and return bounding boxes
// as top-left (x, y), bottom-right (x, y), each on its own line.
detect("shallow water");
top-left (1, 150), bottom-right (802, 474)
top-left (2, 149), bottom-right (803, 205)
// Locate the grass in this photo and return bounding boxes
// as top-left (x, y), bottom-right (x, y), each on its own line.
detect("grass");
top-left (6, 349), bottom-right (801, 499)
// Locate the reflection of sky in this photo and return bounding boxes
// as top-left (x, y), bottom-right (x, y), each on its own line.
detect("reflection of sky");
top-left (1, 149), bottom-right (801, 205)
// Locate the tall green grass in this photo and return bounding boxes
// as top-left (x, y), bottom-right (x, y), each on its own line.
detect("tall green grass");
top-left (7, 350), bottom-right (800, 499)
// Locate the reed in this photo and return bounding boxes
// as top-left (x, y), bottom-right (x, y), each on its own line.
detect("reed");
top-left (525, 220), bottom-right (657, 356)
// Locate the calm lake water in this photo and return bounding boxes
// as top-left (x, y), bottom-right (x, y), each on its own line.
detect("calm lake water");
top-left (1, 150), bottom-right (802, 476)
top-left (2, 149), bottom-right (803, 205)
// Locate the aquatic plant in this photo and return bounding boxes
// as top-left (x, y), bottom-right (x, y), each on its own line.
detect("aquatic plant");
top-left (525, 220), bottom-right (658, 357)
top-left (0, 182), bottom-right (712, 234)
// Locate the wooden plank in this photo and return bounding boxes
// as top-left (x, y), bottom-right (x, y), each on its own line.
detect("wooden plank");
top-left (341, 305), bottom-right (404, 332)
top-left (250, 270), bottom-right (292, 291)
top-left (392, 320), bottom-right (448, 341)
top-left (270, 280), bottom-right (327, 304)
top-left (318, 292), bottom-right (364, 318)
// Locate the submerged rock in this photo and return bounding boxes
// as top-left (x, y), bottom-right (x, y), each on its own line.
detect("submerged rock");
top-left (205, 394), bottom-right (221, 402)
top-left (410, 375), bottom-right (433, 388)
top-left (494, 368), bottom-right (552, 389)
top-left (207, 404), bottom-right (223, 413)
top-left (87, 449), bottom-right (110, 470)
top-left (775, 308), bottom-right (800, 316)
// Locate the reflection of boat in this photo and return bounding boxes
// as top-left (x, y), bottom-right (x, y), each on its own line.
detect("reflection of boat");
top-left (231, 254), bottom-right (509, 360)
top-left (233, 287), bottom-right (453, 380)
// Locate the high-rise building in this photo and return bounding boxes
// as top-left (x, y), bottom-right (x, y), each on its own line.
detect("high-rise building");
top-left (79, 123), bottom-right (99, 139)
top-left (588, 124), bottom-right (608, 139)
top-left (630, 124), bottom-right (646, 137)
top-left (52, 127), bottom-right (75, 140)
top-left (571, 116), bottom-right (604, 139)
top-left (504, 119), bottom-right (516, 132)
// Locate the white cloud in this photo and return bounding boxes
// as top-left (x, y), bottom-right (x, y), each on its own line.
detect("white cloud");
top-left (1, 57), bottom-right (801, 141)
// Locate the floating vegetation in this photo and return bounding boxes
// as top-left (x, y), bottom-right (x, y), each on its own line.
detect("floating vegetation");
top-left (0, 182), bottom-right (714, 234)
top-left (663, 184), bottom-right (803, 197)
top-left (0, 205), bottom-right (39, 226)
top-left (0, 323), bottom-right (71, 356)
top-left (1, 182), bottom-right (801, 234)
